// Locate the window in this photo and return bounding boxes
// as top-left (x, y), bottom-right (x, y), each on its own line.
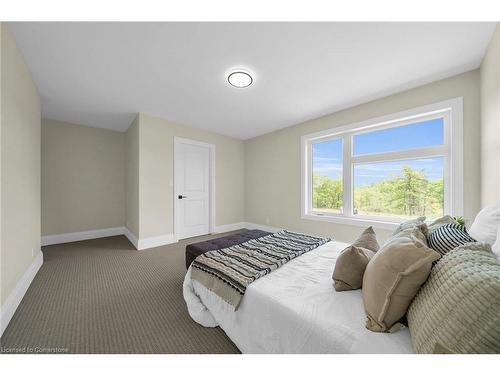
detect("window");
top-left (312, 139), bottom-right (343, 213)
top-left (302, 98), bottom-right (463, 229)
top-left (352, 157), bottom-right (444, 220)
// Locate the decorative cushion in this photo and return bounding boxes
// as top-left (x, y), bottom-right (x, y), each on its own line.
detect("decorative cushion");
top-left (362, 227), bottom-right (440, 332)
top-left (392, 216), bottom-right (428, 237)
top-left (350, 226), bottom-right (380, 252)
top-left (391, 226), bottom-right (429, 245)
top-left (494, 224), bottom-right (500, 258)
top-left (332, 226), bottom-right (379, 291)
top-left (407, 242), bottom-right (500, 353)
top-left (427, 223), bottom-right (476, 256)
top-left (469, 204), bottom-right (500, 245)
top-left (427, 215), bottom-right (458, 234)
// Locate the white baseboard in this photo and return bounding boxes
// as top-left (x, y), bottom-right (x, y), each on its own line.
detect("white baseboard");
top-left (1, 251), bottom-right (43, 336)
top-left (137, 233), bottom-right (177, 250)
top-left (41, 226), bottom-right (177, 251)
top-left (41, 227), bottom-right (124, 246)
top-left (214, 221), bottom-right (282, 234)
top-left (124, 228), bottom-right (176, 250)
top-left (123, 227), bottom-right (139, 249)
top-left (214, 222), bottom-right (247, 233)
top-left (244, 222), bottom-right (282, 233)
top-left (40, 222), bottom-right (281, 251)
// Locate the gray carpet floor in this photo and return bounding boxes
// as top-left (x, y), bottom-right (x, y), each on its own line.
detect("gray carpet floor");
top-left (0, 232), bottom-right (241, 354)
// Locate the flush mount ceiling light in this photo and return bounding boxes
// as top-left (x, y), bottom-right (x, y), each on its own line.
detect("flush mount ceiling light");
top-left (227, 70), bottom-right (253, 88)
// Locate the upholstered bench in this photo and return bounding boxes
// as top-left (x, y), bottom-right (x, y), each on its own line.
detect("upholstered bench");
top-left (185, 229), bottom-right (271, 269)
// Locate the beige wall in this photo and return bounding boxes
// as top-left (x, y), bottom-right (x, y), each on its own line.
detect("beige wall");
top-left (133, 113), bottom-right (245, 239)
top-left (0, 23), bottom-right (2, 305)
top-left (40, 111), bottom-right (245, 243)
top-left (245, 70), bottom-right (481, 244)
top-left (1, 24), bottom-right (41, 305)
top-left (125, 116), bottom-right (140, 238)
top-left (480, 24), bottom-right (500, 206)
top-left (41, 119), bottom-right (126, 235)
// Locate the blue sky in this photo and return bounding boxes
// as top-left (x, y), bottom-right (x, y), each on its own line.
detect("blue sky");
top-left (312, 118), bottom-right (444, 186)
top-left (353, 118), bottom-right (443, 155)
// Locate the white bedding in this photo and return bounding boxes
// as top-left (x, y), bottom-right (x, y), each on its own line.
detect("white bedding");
top-left (183, 240), bottom-right (413, 353)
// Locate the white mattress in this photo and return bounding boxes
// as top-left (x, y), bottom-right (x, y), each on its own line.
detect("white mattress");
top-left (183, 240), bottom-right (413, 353)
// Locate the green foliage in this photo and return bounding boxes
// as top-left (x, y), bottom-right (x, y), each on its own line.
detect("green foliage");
top-left (454, 216), bottom-right (465, 226)
top-left (313, 165), bottom-right (444, 219)
top-left (312, 174), bottom-right (343, 211)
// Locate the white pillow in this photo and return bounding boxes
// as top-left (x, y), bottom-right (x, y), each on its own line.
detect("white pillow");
top-left (493, 224), bottom-right (500, 258)
top-left (469, 204), bottom-right (500, 245)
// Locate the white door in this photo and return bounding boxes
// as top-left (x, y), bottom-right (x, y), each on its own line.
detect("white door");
top-left (174, 138), bottom-right (213, 240)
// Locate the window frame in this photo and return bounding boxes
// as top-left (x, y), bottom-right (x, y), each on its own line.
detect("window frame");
top-left (301, 97), bottom-right (463, 230)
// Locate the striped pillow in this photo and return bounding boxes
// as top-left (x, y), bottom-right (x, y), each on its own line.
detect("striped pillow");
top-left (427, 223), bottom-right (476, 256)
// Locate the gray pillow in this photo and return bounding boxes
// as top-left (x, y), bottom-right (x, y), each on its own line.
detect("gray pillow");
top-left (408, 242), bottom-right (500, 353)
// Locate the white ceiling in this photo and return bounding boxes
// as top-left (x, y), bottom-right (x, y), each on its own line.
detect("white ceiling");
top-left (8, 22), bottom-right (496, 140)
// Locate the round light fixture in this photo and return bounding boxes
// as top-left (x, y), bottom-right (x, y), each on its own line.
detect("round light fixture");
top-left (227, 70), bottom-right (253, 88)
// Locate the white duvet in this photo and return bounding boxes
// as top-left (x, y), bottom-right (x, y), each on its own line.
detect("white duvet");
top-left (183, 240), bottom-right (413, 354)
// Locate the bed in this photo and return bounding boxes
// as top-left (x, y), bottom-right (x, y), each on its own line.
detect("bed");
top-left (183, 239), bottom-right (413, 354)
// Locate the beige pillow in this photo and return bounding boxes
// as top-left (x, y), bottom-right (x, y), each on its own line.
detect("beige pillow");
top-left (408, 242), bottom-right (500, 353)
top-left (362, 227), bottom-right (440, 332)
top-left (390, 226), bottom-right (429, 245)
top-left (392, 216), bottom-right (428, 237)
top-left (333, 227), bottom-right (379, 291)
top-left (349, 226), bottom-right (380, 252)
top-left (427, 215), bottom-right (458, 234)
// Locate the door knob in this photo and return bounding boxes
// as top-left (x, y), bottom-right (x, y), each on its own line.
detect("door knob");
top-left (178, 195), bottom-right (187, 199)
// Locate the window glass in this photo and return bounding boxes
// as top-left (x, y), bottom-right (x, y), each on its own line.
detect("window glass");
top-left (353, 118), bottom-right (444, 156)
top-left (353, 157), bottom-right (444, 220)
top-left (312, 139), bottom-right (343, 213)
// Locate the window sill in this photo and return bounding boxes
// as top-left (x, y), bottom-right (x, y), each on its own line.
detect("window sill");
top-left (301, 213), bottom-right (400, 231)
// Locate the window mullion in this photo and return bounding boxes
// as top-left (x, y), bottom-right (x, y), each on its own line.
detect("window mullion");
top-left (351, 145), bottom-right (447, 164)
top-left (343, 135), bottom-right (352, 218)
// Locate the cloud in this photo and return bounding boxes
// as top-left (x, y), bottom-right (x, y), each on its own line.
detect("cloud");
top-left (312, 156), bottom-right (342, 163)
top-left (313, 163), bottom-right (342, 173)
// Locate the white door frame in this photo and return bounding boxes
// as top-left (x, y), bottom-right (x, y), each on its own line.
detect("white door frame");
top-left (173, 136), bottom-right (216, 240)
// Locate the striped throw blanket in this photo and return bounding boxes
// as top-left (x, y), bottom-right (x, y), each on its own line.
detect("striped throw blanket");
top-left (191, 230), bottom-right (330, 309)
